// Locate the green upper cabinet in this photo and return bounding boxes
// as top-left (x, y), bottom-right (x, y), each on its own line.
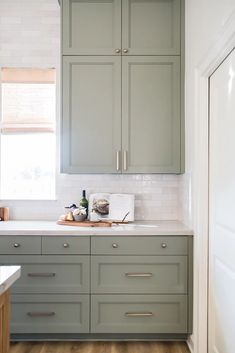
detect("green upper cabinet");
top-left (62, 55), bottom-right (181, 173)
top-left (61, 56), bottom-right (122, 173)
top-left (122, 56), bottom-right (181, 173)
top-left (61, 0), bottom-right (184, 174)
top-left (62, 0), bottom-right (181, 56)
top-left (122, 0), bottom-right (181, 55)
top-left (62, 0), bottom-right (122, 55)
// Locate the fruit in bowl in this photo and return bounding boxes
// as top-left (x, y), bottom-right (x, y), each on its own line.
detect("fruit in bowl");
top-left (72, 207), bottom-right (87, 221)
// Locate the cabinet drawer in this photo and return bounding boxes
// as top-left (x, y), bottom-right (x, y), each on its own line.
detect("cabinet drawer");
top-left (0, 255), bottom-right (89, 294)
top-left (91, 236), bottom-right (188, 255)
top-left (42, 237), bottom-right (89, 254)
top-left (0, 236), bottom-right (41, 255)
top-left (11, 294), bottom-right (89, 333)
top-left (91, 256), bottom-right (187, 294)
top-left (91, 294), bottom-right (187, 333)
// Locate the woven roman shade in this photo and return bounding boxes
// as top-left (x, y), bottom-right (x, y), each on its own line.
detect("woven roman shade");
top-left (1, 68), bottom-right (56, 133)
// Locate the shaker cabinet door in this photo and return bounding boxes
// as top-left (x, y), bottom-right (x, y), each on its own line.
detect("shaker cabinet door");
top-left (11, 294), bottom-right (89, 334)
top-left (62, 56), bottom-right (122, 174)
top-left (91, 294), bottom-right (187, 333)
top-left (122, 0), bottom-right (181, 55)
top-left (62, 0), bottom-right (121, 55)
top-left (122, 56), bottom-right (181, 173)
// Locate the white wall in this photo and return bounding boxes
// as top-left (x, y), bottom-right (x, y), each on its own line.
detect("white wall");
top-left (185, 0), bottom-right (235, 187)
top-left (183, 1), bottom-right (235, 228)
top-left (185, 0), bottom-right (235, 175)
top-left (185, 1), bottom-right (235, 352)
top-left (0, 0), bottom-right (182, 221)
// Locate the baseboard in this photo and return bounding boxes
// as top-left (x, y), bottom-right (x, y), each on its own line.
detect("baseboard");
top-left (187, 335), bottom-right (194, 353)
top-left (11, 333), bottom-right (189, 341)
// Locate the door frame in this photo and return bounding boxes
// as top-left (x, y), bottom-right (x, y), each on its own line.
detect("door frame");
top-left (193, 11), bottom-right (235, 353)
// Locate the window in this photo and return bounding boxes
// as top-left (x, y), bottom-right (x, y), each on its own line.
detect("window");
top-left (0, 68), bottom-right (56, 200)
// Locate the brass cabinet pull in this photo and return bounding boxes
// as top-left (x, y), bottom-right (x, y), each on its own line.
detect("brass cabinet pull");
top-left (28, 273), bottom-right (56, 278)
top-left (116, 151), bottom-right (120, 171)
top-left (125, 312), bottom-right (153, 317)
top-left (123, 150), bottom-right (127, 171)
top-left (63, 243), bottom-right (69, 248)
top-left (13, 243), bottom-right (20, 248)
top-left (123, 48), bottom-right (128, 53)
top-left (27, 312), bottom-right (55, 317)
top-left (125, 273), bottom-right (153, 277)
top-left (115, 48), bottom-right (121, 53)
top-left (161, 243), bottom-right (167, 248)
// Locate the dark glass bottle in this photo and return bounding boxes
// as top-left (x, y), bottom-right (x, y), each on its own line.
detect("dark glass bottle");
top-left (79, 190), bottom-right (88, 218)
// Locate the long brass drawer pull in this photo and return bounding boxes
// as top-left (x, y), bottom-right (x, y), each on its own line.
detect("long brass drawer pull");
top-left (125, 312), bottom-right (153, 317)
top-left (116, 151), bottom-right (120, 171)
top-left (123, 150), bottom-right (127, 171)
top-left (27, 312), bottom-right (55, 317)
top-left (125, 273), bottom-right (153, 277)
top-left (28, 273), bottom-right (56, 278)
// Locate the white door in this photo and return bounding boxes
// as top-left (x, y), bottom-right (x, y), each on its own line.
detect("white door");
top-left (209, 48), bottom-right (235, 353)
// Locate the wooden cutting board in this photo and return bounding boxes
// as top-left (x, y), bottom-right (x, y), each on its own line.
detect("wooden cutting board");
top-left (57, 220), bottom-right (112, 227)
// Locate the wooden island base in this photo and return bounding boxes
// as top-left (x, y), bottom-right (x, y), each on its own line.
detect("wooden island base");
top-left (0, 289), bottom-right (10, 353)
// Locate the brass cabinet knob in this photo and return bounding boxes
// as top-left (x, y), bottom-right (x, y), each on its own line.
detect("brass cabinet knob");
top-left (112, 243), bottom-right (118, 248)
top-left (63, 243), bottom-right (69, 248)
top-left (115, 48), bottom-right (121, 53)
top-left (13, 243), bottom-right (20, 248)
top-left (123, 48), bottom-right (128, 53)
top-left (161, 243), bottom-right (167, 249)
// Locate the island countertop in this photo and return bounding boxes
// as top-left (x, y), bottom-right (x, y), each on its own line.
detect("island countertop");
top-left (0, 220), bottom-right (193, 236)
top-left (0, 266), bottom-right (21, 295)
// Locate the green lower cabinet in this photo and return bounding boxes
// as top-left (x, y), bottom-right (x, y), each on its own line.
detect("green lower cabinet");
top-left (91, 236), bottom-right (188, 255)
top-left (42, 236), bottom-right (90, 255)
top-left (1, 235), bottom-right (192, 337)
top-left (0, 255), bottom-right (89, 294)
top-left (91, 256), bottom-right (187, 294)
top-left (91, 295), bottom-right (187, 334)
top-left (11, 294), bottom-right (89, 334)
top-left (0, 236), bottom-right (40, 255)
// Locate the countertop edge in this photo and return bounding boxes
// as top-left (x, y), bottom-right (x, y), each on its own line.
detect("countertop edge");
top-left (0, 230), bottom-right (193, 236)
top-left (0, 221), bottom-right (194, 236)
top-left (0, 266), bottom-right (21, 295)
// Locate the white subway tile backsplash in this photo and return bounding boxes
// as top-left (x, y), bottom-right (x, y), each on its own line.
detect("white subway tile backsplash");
top-left (179, 172), bottom-right (192, 226)
top-left (1, 17), bottom-right (22, 24)
top-left (0, 174), bottom-right (182, 221)
top-left (41, 17), bottom-right (60, 25)
top-left (41, 4), bottom-right (60, 11)
top-left (0, 0), bottom-right (190, 222)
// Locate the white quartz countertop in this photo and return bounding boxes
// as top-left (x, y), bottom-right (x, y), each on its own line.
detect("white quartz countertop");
top-left (0, 266), bottom-right (21, 295)
top-left (0, 220), bottom-right (193, 236)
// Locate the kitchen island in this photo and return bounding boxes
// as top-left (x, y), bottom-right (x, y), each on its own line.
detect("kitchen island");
top-left (0, 266), bottom-right (21, 353)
